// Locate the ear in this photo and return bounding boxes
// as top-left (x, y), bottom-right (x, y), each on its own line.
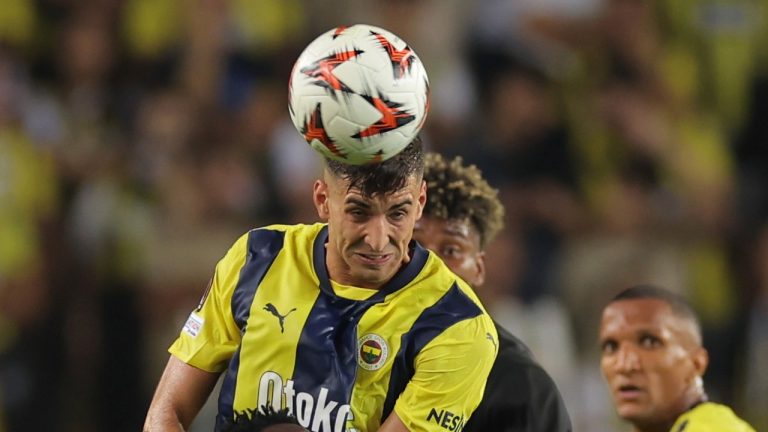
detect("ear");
top-left (692, 346), bottom-right (709, 378)
top-left (474, 250), bottom-right (487, 287)
top-left (313, 179), bottom-right (330, 220)
top-left (415, 180), bottom-right (427, 219)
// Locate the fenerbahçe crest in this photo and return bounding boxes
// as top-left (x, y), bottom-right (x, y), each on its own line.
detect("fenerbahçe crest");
top-left (357, 333), bottom-right (388, 371)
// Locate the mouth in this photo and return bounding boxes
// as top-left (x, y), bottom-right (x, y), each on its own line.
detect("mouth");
top-left (355, 252), bottom-right (393, 266)
top-left (615, 384), bottom-right (644, 401)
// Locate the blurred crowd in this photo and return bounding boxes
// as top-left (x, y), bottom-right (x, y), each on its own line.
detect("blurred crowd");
top-left (1, 0), bottom-right (767, 431)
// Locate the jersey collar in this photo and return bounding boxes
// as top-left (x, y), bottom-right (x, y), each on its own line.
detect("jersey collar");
top-left (312, 225), bottom-right (429, 301)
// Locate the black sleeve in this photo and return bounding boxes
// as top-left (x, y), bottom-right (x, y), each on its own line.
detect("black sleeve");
top-left (463, 340), bottom-right (572, 432)
top-left (524, 363), bottom-right (572, 432)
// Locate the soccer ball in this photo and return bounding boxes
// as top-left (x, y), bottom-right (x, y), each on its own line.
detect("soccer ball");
top-left (288, 24), bottom-right (430, 165)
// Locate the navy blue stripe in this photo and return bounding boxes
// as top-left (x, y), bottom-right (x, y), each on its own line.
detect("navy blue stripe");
top-left (381, 283), bottom-right (483, 422)
top-left (217, 229), bottom-right (285, 426)
top-left (312, 224), bottom-right (430, 301)
top-left (215, 345), bottom-right (243, 429)
top-left (232, 229), bottom-right (286, 329)
top-left (291, 225), bottom-right (429, 428)
top-left (290, 292), bottom-right (369, 428)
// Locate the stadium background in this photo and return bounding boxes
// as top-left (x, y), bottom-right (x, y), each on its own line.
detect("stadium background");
top-left (1, 0), bottom-right (767, 430)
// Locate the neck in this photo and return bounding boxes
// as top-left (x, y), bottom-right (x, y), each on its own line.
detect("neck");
top-left (631, 416), bottom-right (676, 432)
top-left (681, 386), bottom-right (708, 414)
top-left (632, 425), bottom-right (669, 432)
top-left (631, 392), bottom-right (708, 432)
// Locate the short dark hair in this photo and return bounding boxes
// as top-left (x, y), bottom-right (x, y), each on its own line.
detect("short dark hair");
top-left (324, 137), bottom-right (424, 197)
top-left (609, 285), bottom-right (702, 343)
top-left (422, 152), bottom-right (504, 248)
top-left (217, 406), bottom-right (304, 432)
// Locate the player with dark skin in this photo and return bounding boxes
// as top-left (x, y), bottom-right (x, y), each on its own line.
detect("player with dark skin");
top-left (599, 285), bottom-right (755, 432)
top-left (413, 152), bottom-right (572, 431)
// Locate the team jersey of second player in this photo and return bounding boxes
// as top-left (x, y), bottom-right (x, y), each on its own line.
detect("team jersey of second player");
top-left (463, 323), bottom-right (572, 432)
top-left (670, 402), bottom-right (755, 432)
top-left (169, 223), bottom-right (497, 432)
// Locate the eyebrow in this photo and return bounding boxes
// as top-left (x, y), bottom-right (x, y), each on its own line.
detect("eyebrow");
top-left (345, 197), bottom-right (371, 208)
top-left (442, 226), bottom-right (471, 238)
top-left (389, 199), bottom-right (413, 210)
top-left (344, 197), bottom-right (414, 210)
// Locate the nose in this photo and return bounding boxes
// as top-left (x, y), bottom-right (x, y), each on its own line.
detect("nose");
top-left (363, 216), bottom-right (389, 252)
top-left (615, 345), bottom-right (641, 373)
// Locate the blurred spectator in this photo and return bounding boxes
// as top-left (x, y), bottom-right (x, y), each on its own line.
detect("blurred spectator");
top-left (732, 220), bottom-right (768, 430)
top-left (462, 58), bottom-right (583, 304)
top-left (0, 47), bottom-right (61, 431)
top-left (0, 1), bottom-right (766, 430)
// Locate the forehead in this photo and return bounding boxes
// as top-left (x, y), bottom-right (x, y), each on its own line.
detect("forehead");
top-left (327, 173), bottom-right (422, 202)
top-left (415, 217), bottom-right (474, 238)
top-left (600, 298), bottom-right (682, 336)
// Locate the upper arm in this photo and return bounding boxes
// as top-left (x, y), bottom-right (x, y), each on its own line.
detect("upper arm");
top-left (378, 411), bottom-right (410, 432)
top-left (144, 355), bottom-right (221, 431)
top-left (525, 364), bottom-right (572, 432)
top-left (392, 317), bottom-right (498, 431)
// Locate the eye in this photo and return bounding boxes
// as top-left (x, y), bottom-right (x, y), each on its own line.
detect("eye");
top-left (441, 245), bottom-right (462, 258)
top-left (601, 340), bottom-right (618, 355)
top-left (347, 208), bottom-right (367, 220)
top-left (389, 210), bottom-right (407, 221)
top-left (639, 334), bottom-right (662, 349)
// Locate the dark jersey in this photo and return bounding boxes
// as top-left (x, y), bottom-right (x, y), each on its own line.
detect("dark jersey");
top-left (464, 322), bottom-right (572, 432)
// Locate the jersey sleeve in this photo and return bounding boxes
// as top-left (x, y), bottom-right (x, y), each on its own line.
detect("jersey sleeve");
top-left (524, 363), bottom-right (572, 432)
top-left (168, 233), bottom-right (249, 373)
top-left (394, 315), bottom-right (498, 432)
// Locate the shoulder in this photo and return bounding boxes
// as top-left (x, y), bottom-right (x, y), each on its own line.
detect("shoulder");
top-left (215, 224), bottom-right (323, 276)
top-left (465, 323), bottom-right (573, 431)
top-left (407, 264), bottom-right (498, 362)
top-left (415, 249), bottom-right (489, 312)
top-left (496, 324), bottom-right (535, 363)
top-left (238, 223), bottom-right (325, 255)
top-left (493, 329), bottom-right (565, 403)
top-left (672, 402), bottom-right (756, 432)
top-left (257, 222), bottom-right (324, 242)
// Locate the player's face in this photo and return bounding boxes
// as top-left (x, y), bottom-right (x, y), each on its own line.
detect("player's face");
top-left (599, 299), bottom-right (707, 429)
top-left (314, 172), bottom-right (426, 289)
top-left (413, 217), bottom-right (485, 287)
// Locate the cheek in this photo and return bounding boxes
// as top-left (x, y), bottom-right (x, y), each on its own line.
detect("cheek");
top-left (647, 350), bottom-right (692, 393)
top-left (333, 223), bottom-right (356, 250)
top-left (396, 223), bottom-right (415, 245)
top-left (457, 256), bottom-right (476, 272)
top-left (599, 357), bottom-right (612, 379)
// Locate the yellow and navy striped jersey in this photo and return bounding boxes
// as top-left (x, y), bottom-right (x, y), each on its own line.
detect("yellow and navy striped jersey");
top-left (671, 402), bottom-right (755, 432)
top-left (170, 223), bottom-right (498, 432)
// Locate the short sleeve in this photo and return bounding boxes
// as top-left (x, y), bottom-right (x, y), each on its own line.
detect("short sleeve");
top-left (168, 233), bottom-right (249, 372)
top-left (394, 315), bottom-right (498, 431)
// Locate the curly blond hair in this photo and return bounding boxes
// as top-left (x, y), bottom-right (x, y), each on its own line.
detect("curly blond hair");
top-left (423, 152), bottom-right (504, 248)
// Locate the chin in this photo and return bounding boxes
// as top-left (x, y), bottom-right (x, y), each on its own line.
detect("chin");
top-left (356, 268), bottom-right (396, 288)
top-left (618, 405), bottom-right (652, 424)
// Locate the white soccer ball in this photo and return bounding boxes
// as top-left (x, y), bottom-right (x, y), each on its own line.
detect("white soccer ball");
top-left (288, 24), bottom-right (430, 165)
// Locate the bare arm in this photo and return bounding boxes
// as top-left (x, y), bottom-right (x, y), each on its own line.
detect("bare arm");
top-left (143, 355), bottom-right (220, 431)
top-left (377, 411), bottom-right (410, 432)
